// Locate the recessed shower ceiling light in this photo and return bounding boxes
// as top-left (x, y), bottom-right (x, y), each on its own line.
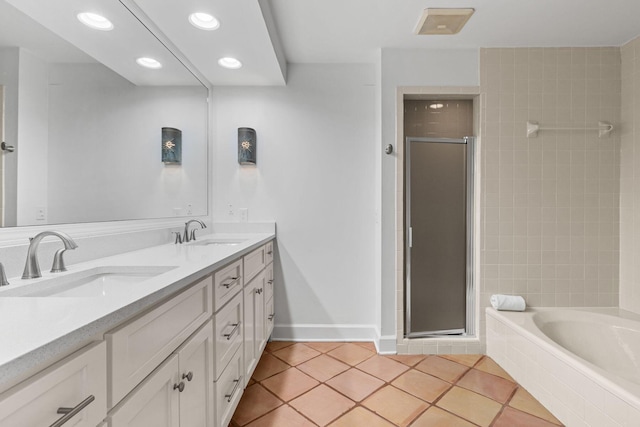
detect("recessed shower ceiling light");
top-left (77, 12), bottom-right (113, 31)
top-left (136, 57), bottom-right (162, 69)
top-left (218, 57), bottom-right (242, 69)
top-left (189, 12), bottom-right (220, 30)
top-left (415, 8), bottom-right (475, 35)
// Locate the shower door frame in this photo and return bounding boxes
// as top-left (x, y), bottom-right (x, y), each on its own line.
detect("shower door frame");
top-left (405, 136), bottom-right (476, 338)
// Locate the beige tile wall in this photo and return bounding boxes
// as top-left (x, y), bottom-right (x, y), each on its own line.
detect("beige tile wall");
top-left (479, 47), bottom-right (621, 314)
top-left (620, 37), bottom-right (640, 313)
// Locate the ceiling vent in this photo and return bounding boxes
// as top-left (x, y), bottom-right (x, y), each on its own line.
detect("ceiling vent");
top-left (414, 8), bottom-right (475, 35)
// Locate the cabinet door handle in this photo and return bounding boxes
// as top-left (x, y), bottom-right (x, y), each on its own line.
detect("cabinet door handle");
top-left (174, 382), bottom-right (185, 392)
top-left (267, 279), bottom-right (273, 284)
top-left (267, 250), bottom-right (273, 255)
top-left (182, 371), bottom-right (194, 382)
top-left (222, 277), bottom-right (239, 288)
top-left (50, 395), bottom-right (95, 427)
top-left (225, 376), bottom-right (243, 402)
top-left (268, 313), bottom-right (275, 321)
top-left (224, 322), bottom-right (240, 340)
top-left (255, 288), bottom-right (263, 295)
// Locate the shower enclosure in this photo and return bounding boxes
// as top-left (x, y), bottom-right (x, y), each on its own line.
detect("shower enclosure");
top-left (405, 136), bottom-right (475, 337)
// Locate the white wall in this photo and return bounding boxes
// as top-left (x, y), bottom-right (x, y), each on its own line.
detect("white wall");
top-left (46, 63), bottom-right (208, 224)
top-left (379, 49), bottom-right (479, 348)
top-left (213, 64), bottom-right (378, 340)
top-left (16, 49), bottom-right (48, 226)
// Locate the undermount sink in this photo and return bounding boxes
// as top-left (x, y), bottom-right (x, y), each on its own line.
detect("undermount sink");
top-left (0, 265), bottom-right (177, 298)
top-left (189, 238), bottom-right (246, 246)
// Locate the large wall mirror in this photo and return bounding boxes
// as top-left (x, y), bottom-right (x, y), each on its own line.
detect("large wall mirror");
top-left (0, 0), bottom-right (208, 227)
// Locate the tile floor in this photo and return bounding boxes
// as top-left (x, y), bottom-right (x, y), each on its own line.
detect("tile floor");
top-left (230, 342), bottom-right (563, 427)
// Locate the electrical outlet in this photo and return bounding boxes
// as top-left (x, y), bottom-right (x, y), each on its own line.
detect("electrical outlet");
top-left (227, 204), bottom-right (234, 217)
top-left (239, 208), bottom-right (248, 223)
top-left (35, 207), bottom-right (46, 221)
top-left (186, 204), bottom-right (193, 215)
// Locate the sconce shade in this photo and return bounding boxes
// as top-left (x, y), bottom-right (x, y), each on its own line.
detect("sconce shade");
top-left (162, 127), bottom-right (182, 164)
top-left (238, 127), bottom-right (256, 165)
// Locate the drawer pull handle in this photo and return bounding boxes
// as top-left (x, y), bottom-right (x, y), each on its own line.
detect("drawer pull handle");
top-left (182, 371), bottom-right (194, 382)
top-left (224, 322), bottom-right (240, 340)
top-left (50, 395), bottom-right (95, 427)
top-left (225, 376), bottom-right (243, 402)
top-left (222, 277), bottom-right (239, 288)
top-left (268, 313), bottom-right (275, 321)
top-left (174, 382), bottom-right (185, 392)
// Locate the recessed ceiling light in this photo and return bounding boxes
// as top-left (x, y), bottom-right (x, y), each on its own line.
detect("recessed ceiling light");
top-left (429, 103), bottom-right (444, 109)
top-left (77, 12), bottom-right (114, 31)
top-left (218, 57), bottom-right (242, 69)
top-left (136, 57), bottom-right (162, 69)
top-left (189, 12), bottom-right (220, 31)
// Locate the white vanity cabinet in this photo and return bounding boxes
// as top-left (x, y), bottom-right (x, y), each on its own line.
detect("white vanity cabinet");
top-left (108, 320), bottom-right (214, 427)
top-left (105, 276), bottom-right (213, 409)
top-left (0, 236), bottom-right (275, 427)
top-left (243, 245), bottom-right (266, 284)
top-left (265, 263), bottom-right (275, 339)
top-left (242, 243), bottom-right (275, 387)
top-left (214, 348), bottom-right (244, 427)
top-left (243, 270), bottom-right (266, 386)
top-left (213, 291), bottom-right (243, 380)
top-left (0, 341), bottom-right (106, 427)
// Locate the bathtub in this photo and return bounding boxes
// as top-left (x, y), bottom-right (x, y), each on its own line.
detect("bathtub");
top-left (486, 307), bottom-right (640, 427)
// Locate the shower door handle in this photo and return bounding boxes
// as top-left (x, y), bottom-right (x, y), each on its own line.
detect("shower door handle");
top-left (409, 227), bottom-right (413, 248)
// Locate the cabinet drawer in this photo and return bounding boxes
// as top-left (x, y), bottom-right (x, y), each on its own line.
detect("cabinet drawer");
top-left (265, 240), bottom-right (274, 265)
top-left (264, 263), bottom-right (274, 303)
top-left (244, 245), bottom-right (266, 284)
top-left (106, 276), bottom-right (212, 408)
top-left (213, 291), bottom-right (243, 380)
top-left (265, 297), bottom-right (275, 339)
top-left (215, 348), bottom-right (243, 427)
top-left (214, 259), bottom-right (243, 312)
top-left (0, 341), bottom-right (106, 427)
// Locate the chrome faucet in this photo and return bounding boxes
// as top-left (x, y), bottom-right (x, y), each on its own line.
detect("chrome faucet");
top-left (183, 219), bottom-right (206, 243)
top-left (22, 231), bottom-right (78, 279)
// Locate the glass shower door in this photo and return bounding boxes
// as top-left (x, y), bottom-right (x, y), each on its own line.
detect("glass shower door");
top-left (405, 137), bottom-right (474, 337)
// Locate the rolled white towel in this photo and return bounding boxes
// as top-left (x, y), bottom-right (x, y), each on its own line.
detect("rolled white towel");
top-left (490, 294), bottom-right (526, 312)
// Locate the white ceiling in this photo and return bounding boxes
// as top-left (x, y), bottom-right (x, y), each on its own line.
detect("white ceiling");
top-left (268, 0), bottom-right (640, 63)
top-left (2, 0), bottom-right (639, 87)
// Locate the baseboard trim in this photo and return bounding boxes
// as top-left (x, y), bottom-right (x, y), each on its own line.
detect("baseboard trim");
top-left (271, 324), bottom-right (398, 354)
top-left (272, 324), bottom-right (377, 342)
top-left (376, 334), bottom-right (397, 354)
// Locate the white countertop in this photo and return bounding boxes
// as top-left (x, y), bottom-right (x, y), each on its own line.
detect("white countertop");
top-left (0, 232), bottom-right (274, 392)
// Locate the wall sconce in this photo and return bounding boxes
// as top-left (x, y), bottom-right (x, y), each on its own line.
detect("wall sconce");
top-left (162, 127), bottom-right (182, 164)
top-left (238, 127), bottom-right (256, 165)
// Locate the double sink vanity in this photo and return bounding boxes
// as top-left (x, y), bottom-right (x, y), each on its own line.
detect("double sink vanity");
top-left (0, 229), bottom-right (275, 427)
